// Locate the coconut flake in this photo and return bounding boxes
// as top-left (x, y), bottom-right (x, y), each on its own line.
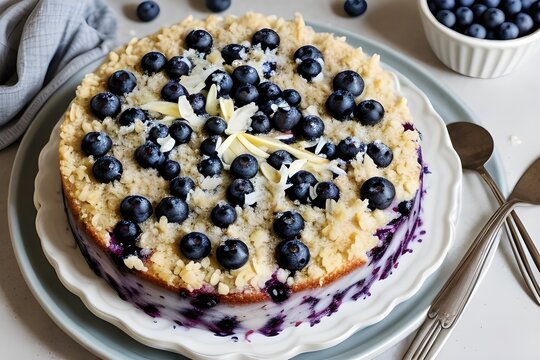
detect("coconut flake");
top-left (216, 133), bottom-right (238, 157)
top-left (220, 98), bottom-right (235, 121)
top-left (288, 159), bottom-right (307, 176)
top-left (311, 72), bottom-right (324, 83)
top-left (244, 191), bottom-right (261, 206)
top-left (157, 135), bottom-right (175, 153)
top-left (314, 137), bottom-right (326, 155)
top-left (226, 103), bottom-right (258, 134)
top-left (141, 101), bottom-right (180, 117)
top-left (179, 64), bottom-right (218, 94)
top-left (178, 96), bottom-right (205, 129)
top-left (205, 84), bottom-right (219, 115)
top-left (260, 162), bottom-right (281, 183)
top-left (309, 185), bottom-right (318, 200)
top-left (237, 133), bottom-right (269, 158)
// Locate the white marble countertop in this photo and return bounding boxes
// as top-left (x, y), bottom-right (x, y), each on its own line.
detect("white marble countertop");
top-left (1, 0), bottom-right (539, 359)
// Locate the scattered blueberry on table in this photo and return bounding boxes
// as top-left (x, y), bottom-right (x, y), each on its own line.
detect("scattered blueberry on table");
top-left (206, 0), bottom-right (232, 12)
top-left (136, 1), bottom-right (160, 22)
top-left (428, 0), bottom-right (540, 39)
top-left (344, 0), bottom-right (368, 17)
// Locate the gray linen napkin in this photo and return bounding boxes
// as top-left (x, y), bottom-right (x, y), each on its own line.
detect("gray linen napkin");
top-left (0, 0), bottom-right (117, 150)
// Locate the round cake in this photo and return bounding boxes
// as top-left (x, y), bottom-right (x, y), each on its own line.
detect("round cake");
top-left (59, 13), bottom-right (423, 336)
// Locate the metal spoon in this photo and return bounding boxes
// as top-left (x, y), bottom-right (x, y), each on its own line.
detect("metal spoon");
top-left (404, 156), bottom-right (540, 360)
top-left (447, 121), bottom-right (540, 305)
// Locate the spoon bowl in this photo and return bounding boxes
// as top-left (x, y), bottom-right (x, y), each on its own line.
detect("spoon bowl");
top-left (447, 122), bottom-right (494, 170)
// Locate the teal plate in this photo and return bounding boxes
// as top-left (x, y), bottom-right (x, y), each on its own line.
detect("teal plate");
top-left (8, 23), bottom-right (505, 360)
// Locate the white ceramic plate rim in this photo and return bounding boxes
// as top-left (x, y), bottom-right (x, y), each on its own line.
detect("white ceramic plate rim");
top-left (33, 66), bottom-right (461, 359)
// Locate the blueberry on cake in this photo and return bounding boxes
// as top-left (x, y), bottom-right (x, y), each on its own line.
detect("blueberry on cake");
top-left (59, 13), bottom-right (424, 336)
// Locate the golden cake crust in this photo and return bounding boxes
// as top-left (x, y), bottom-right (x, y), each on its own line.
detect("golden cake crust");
top-left (59, 13), bottom-right (421, 303)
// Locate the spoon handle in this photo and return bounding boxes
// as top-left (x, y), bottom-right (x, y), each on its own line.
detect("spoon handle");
top-left (478, 167), bottom-right (540, 305)
top-left (403, 199), bottom-right (517, 360)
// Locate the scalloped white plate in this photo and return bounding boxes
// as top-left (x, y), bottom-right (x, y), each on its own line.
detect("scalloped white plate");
top-left (33, 59), bottom-right (461, 358)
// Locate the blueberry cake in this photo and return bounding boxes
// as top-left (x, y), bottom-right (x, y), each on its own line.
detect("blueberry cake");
top-left (59, 13), bottom-right (424, 336)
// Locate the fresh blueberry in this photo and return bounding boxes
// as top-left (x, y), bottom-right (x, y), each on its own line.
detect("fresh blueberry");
top-left (267, 150), bottom-right (295, 169)
top-left (205, 0), bottom-right (231, 12)
top-left (120, 195), bottom-right (153, 223)
top-left (165, 56), bottom-right (191, 79)
top-left (354, 99), bottom-right (385, 125)
top-left (155, 197), bottom-right (189, 223)
top-left (282, 89), bottom-right (301, 106)
top-left (200, 135), bottom-right (221, 156)
top-left (313, 181), bottom-right (340, 208)
top-left (161, 81), bottom-right (188, 102)
top-left (92, 155), bottom-right (123, 183)
top-left (428, 0), bottom-right (438, 12)
top-left (333, 70), bottom-right (364, 97)
top-left (170, 176), bottom-right (195, 200)
top-left (227, 179), bottom-right (255, 206)
top-left (216, 239), bottom-right (249, 270)
top-left (457, 0), bottom-right (474, 5)
top-left (205, 116), bottom-right (227, 135)
top-left (433, 0), bottom-right (456, 10)
top-left (248, 113), bottom-right (271, 134)
top-left (521, 0), bottom-right (535, 11)
top-left (497, 21), bottom-right (520, 39)
top-left (141, 52), bottom-right (166, 74)
top-left (232, 65), bottom-right (260, 85)
top-left (211, 203), bottom-right (237, 228)
top-left (90, 92), bottom-right (121, 120)
top-left (221, 44), bottom-right (248, 64)
top-left (465, 23), bottom-right (488, 38)
top-left (436, 10), bottom-right (457, 27)
top-left (252, 28), bottom-right (280, 50)
top-left (262, 61), bottom-right (277, 79)
top-left (81, 132), bottom-right (112, 157)
top-left (159, 159), bottom-right (181, 180)
top-left (230, 154), bottom-right (259, 179)
top-left (205, 70), bottom-right (234, 96)
top-left (286, 171), bottom-right (317, 203)
top-left (169, 121), bottom-right (193, 145)
top-left (482, 8), bottom-right (505, 29)
top-left (289, 170), bottom-right (317, 186)
top-left (135, 141), bottom-right (165, 169)
top-left (344, 0), bottom-right (368, 17)
top-left (296, 115), bottom-right (325, 140)
top-left (337, 136), bottom-right (365, 161)
top-left (325, 90), bottom-right (355, 120)
top-left (188, 93), bottom-right (206, 115)
top-left (108, 70), bottom-right (137, 95)
top-left (367, 142), bottom-right (393, 168)
top-left (136, 1), bottom-right (160, 22)
top-left (455, 6), bottom-right (474, 27)
top-left (273, 211), bottom-right (305, 239)
top-left (314, 142), bottom-right (337, 159)
top-left (297, 58), bottom-right (322, 81)
top-left (286, 183), bottom-right (311, 203)
top-left (276, 239), bottom-right (310, 271)
top-left (472, 4), bottom-right (488, 19)
top-left (185, 29), bottom-right (213, 54)
top-left (272, 107), bottom-right (302, 131)
top-left (180, 232), bottom-right (211, 260)
top-left (257, 82), bottom-right (282, 100)
top-left (113, 220), bottom-right (141, 244)
top-left (515, 13), bottom-right (534, 35)
top-left (198, 155), bottom-right (223, 177)
top-left (531, 1), bottom-right (540, 24)
top-left (257, 98), bottom-right (278, 116)
top-left (501, 0), bottom-right (522, 15)
top-left (360, 177), bottom-right (396, 210)
top-left (481, 0), bottom-right (500, 6)
top-left (148, 123), bottom-right (169, 143)
top-left (233, 84), bottom-right (259, 106)
top-left (293, 45), bottom-right (323, 63)
top-left (118, 108), bottom-right (146, 127)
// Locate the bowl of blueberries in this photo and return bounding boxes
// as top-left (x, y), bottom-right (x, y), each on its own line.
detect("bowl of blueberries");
top-left (419, 0), bottom-right (540, 78)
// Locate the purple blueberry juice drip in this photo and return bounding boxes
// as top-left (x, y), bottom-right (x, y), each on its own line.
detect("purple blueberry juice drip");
top-left (65, 149), bottom-right (428, 339)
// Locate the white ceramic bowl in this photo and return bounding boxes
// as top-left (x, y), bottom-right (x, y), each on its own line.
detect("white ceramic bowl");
top-left (418, 0), bottom-right (540, 78)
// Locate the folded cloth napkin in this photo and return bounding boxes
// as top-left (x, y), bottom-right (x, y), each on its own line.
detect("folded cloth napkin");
top-left (0, 0), bottom-right (117, 150)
